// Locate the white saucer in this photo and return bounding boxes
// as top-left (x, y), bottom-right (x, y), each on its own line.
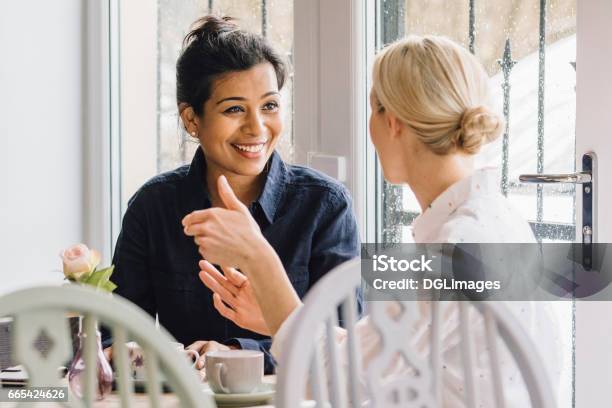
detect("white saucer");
top-left (202, 383), bottom-right (275, 406)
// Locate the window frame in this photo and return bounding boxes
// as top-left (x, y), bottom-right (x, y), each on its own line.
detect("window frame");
top-left (92, 0), bottom-right (162, 257)
top-left (83, 0), bottom-right (122, 264)
top-left (293, 0), bottom-right (372, 242)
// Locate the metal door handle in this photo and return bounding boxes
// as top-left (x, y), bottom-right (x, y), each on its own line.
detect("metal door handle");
top-left (519, 153), bottom-right (595, 270)
top-left (519, 172), bottom-right (591, 184)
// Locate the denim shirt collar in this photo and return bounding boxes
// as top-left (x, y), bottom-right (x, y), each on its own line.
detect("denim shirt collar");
top-left (256, 149), bottom-right (287, 223)
top-left (183, 147), bottom-right (287, 224)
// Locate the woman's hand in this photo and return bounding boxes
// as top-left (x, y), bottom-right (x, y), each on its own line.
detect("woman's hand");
top-left (184, 174), bottom-right (301, 336)
top-left (103, 346), bottom-right (112, 362)
top-left (182, 175), bottom-right (269, 269)
top-left (186, 340), bottom-right (236, 371)
top-left (198, 259), bottom-right (271, 336)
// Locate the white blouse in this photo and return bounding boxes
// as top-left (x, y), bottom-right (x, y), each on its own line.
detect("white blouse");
top-left (411, 168), bottom-right (536, 244)
top-left (271, 168), bottom-right (564, 407)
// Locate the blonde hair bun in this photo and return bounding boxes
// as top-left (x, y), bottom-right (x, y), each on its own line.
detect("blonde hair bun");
top-left (457, 106), bottom-right (503, 154)
top-left (372, 35), bottom-right (503, 155)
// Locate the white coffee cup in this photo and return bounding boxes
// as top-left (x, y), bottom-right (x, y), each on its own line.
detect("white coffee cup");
top-left (205, 350), bottom-right (263, 394)
top-left (127, 341), bottom-right (199, 380)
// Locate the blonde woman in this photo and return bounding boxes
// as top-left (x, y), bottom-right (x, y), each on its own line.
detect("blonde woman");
top-left (183, 35), bottom-right (561, 405)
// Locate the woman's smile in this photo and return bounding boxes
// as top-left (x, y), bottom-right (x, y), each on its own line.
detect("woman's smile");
top-left (231, 140), bottom-right (268, 158)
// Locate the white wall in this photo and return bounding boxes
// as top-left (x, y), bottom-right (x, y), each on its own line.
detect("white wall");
top-left (0, 0), bottom-right (84, 294)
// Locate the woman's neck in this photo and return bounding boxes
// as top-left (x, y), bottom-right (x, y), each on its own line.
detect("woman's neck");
top-left (205, 161), bottom-right (265, 208)
top-left (405, 150), bottom-right (475, 212)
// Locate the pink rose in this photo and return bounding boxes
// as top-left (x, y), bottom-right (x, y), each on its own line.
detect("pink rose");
top-left (60, 244), bottom-right (101, 282)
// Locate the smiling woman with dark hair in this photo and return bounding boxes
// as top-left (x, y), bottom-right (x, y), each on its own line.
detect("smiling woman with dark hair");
top-left (102, 15), bottom-right (360, 374)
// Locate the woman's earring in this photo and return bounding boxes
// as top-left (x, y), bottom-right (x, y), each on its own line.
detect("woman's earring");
top-left (191, 131), bottom-right (196, 137)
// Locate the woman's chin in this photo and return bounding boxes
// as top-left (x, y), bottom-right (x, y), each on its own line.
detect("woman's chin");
top-left (228, 161), bottom-right (268, 177)
top-left (216, 148), bottom-right (274, 177)
top-left (381, 169), bottom-right (402, 185)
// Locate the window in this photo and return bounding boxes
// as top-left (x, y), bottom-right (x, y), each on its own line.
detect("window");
top-left (374, 0), bottom-right (577, 243)
top-left (119, 0), bottom-right (294, 216)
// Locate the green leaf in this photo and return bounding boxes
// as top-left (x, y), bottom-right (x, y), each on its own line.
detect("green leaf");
top-left (101, 280), bottom-right (117, 292)
top-left (84, 269), bottom-right (105, 287)
top-left (83, 265), bottom-right (116, 292)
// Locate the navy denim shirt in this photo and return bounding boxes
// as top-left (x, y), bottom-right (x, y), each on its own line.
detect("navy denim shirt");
top-left (103, 148), bottom-right (360, 373)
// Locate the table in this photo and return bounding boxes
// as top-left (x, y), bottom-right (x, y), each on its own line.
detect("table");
top-left (0, 376), bottom-right (275, 407)
top-left (94, 376), bottom-right (276, 407)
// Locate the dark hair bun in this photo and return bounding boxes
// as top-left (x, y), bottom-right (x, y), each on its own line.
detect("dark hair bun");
top-left (176, 15), bottom-right (287, 116)
top-left (183, 15), bottom-right (240, 48)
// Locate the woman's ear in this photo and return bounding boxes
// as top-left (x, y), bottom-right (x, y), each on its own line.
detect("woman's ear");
top-left (386, 111), bottom-right (404, 140)
top-left (179, 104), bottom-right (199, 136)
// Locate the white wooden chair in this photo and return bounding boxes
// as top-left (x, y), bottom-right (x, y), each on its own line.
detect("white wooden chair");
top-left (275, 258), bottom-right (556, 408)
top-left (0, 285), bottom-right (214, 408)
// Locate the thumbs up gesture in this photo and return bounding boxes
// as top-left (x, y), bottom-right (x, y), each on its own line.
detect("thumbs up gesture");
top-left (182, 175), bottom-right (268, 270)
